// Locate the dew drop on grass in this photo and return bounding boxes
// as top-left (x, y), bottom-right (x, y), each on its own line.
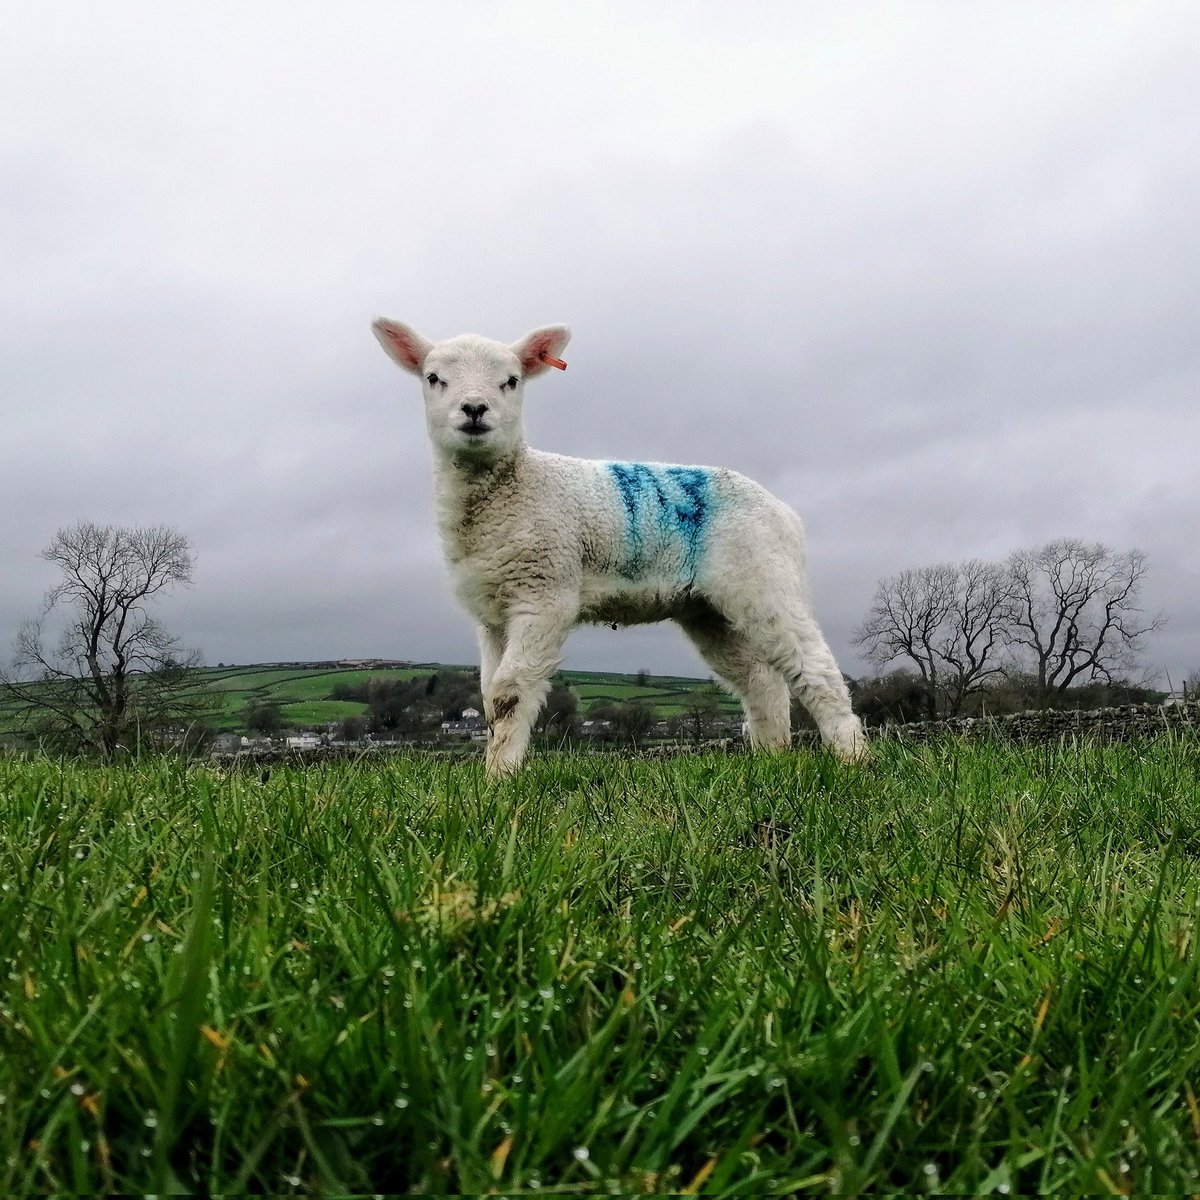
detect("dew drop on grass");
top-left (538, 987), bottom-right (553, 1000)
top-left (144, 1111), bottom-right (158, 1128)
top-left (69, 1082), bottom-right (86, 1096)
top-left (371, 1114), bottom-right (384, 1126)
top-left (573, 1146), bottom-right (590, 1162)
top-left (394, 1096), bottom-right (409, 1108)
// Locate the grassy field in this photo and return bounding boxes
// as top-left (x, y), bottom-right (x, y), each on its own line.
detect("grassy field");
top-left (0, 662), bottom-right (743, 741)
top-left (153, 662), bottom-right (742, 733)
top-left (186, 664), bottom-right (450, 732)
top-left (2, 735), bottom-right (1199, 1193)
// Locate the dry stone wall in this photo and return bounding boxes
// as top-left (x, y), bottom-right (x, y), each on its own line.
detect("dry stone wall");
top-left (873, 700), bottom-right (1200, 746)
top-left (208, 701), bottom-right (1200, 766)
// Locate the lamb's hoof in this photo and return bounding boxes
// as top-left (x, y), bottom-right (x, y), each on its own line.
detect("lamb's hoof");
top-left (834, 737), bottom-right (872, 765)
top-left (829, 722), bottom-right (871, 764)
top-left (485, 752), bottom-right (523, 779)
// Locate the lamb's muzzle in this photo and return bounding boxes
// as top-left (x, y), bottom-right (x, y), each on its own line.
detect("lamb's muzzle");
top-left (373, 317), bottom-right (868, 777)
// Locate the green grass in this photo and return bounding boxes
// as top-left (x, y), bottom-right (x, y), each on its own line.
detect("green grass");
top-left (277, 700), bottom-right (377, 725)
top-left (2, 735), bottom-right (1199, 1192)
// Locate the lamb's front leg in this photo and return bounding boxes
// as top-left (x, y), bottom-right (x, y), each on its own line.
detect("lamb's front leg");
top-left (484, 610), bottom-right (571, 778)
top-left (477, 624), bottom-right (506, 730)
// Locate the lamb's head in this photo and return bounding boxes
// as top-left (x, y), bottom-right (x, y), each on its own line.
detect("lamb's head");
top-left (373, 320), bottom-right (571, 462)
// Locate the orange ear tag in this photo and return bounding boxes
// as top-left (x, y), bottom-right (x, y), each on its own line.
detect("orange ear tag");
top-left (539, 353), bottom-right (568, 370)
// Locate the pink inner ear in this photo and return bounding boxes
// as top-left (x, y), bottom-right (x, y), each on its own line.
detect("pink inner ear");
top-left (377, 321), bottom-right (427, 371)
top-left (518, 330), bottom-right (567, 375)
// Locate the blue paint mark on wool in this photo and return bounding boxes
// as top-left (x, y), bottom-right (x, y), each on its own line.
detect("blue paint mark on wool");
top-left (606, 462), bottom-right (713, 579)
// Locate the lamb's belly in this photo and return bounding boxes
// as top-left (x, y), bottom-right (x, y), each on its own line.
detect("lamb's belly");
top-left (577, 575), bottom-right (699, 626)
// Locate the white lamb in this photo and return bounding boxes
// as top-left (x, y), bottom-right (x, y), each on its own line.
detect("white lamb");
top-left (373, 319), bottom-right (868, 777)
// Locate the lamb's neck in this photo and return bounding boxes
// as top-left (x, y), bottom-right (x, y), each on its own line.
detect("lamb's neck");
top-left (432, 445), bottom-right (527, 529)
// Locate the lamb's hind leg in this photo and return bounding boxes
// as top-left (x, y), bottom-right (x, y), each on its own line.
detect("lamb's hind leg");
top-left (484, 610), bottom-right (571, 777)
top-left (706, 584), bottom-right (868, 761)
top-left (679, 613), bottom-right (791, 750)
top-left (745, 607), bottom-right (868, 761)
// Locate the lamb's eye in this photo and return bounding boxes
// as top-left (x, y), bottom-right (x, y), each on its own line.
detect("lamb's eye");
top-left (506, 375), bottom-right (518, 390)
top-left (426, 372), bottom-right (440, 386)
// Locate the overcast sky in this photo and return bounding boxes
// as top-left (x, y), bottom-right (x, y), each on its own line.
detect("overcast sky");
top-left (3, 1), bottom-right (1198, 686)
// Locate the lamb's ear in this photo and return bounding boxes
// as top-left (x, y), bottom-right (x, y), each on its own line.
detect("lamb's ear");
top-left (510, 325), bottom-right (572, 378)
top-left (373, 318), bottom-right (433, 375)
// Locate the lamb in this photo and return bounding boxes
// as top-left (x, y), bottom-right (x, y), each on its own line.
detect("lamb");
top-left (372, 319), bottom-right (868, 777)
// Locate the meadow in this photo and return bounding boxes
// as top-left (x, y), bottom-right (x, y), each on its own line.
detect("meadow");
top-left (183, 663), bottom-right (742, 732)
top-left (2, 734), bottom-right (1199, 1193)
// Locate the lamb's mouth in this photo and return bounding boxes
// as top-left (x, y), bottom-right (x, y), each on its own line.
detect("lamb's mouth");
top-left (458, 424), bottom-right (491, 437)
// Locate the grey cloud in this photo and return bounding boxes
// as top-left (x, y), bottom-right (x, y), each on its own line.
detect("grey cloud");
top-left (2, 1), bottom-right (1198, 686)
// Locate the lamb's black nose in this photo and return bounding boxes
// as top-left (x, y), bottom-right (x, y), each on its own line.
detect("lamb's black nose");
top-left (461, 402), bottom-right (488, 423)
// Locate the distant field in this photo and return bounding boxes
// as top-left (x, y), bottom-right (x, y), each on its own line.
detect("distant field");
top-left (187, 663), bottom-right (460, 731)
top-left (3, 735), bottom-right (1198, 1191)
top-left (190, 662), bottom-right (740, 731)
top-left (0, 661), bottom-right (742, 739)
top-left (276, 700), bottom-right (370, 725)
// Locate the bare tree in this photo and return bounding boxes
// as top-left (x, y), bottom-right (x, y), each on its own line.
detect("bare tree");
top-left (536, 680), bottom-right (579, 735)
top-left (1002, 539), bottom-right (1163, 702)
top-left (938, 559), bottom-right (1012, 713)
top-left (0, 523), bottom-right (210, 755)
top-left (679, 685), bottom-right (723, 743)
top-left (611, 699), bottom-right (656, 745)
top-left (854, 564), bottom-right (955, 718)
top-left (854, 560), bottom-right (1011, 718)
